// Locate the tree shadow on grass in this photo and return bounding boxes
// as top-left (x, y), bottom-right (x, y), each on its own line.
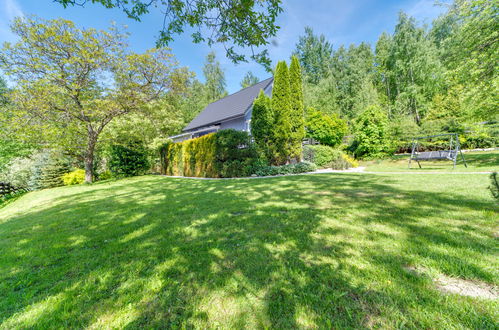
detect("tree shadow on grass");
top-left (0, 174), bottom-right (497, 328)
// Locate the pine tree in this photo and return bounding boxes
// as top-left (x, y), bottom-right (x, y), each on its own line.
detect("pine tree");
top-left (288, 56), bottom-right (305, 161)
top-left (271, 61), bottom-right (292, 165)
top-left (38, 152), bottom-right (70, 189)
top-left (251, 90), bottom-right (273, 161)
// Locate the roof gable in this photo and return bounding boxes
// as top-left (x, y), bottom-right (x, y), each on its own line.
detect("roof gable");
top-left (183, 77), bottom-right (273, 132)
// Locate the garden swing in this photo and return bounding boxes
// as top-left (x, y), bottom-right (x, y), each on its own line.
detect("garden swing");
top-left (409, 133), bottom-right (467, 169)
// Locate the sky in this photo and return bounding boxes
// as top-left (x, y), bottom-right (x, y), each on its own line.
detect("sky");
top-left (0, 0), bottom-right (448, 93)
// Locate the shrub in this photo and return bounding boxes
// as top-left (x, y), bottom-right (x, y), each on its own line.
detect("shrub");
top-left (108, 144), bottom-right (149, 178)
top-left (350, 105), bottom-right (389, 159)
top-left (62, 169), bottom-right (85, 185)
top-left (303, 145), bottom-right (358, 170)
top-left (97, 170), bottom-right (113, 181)
top-left (305, 107), bottom-right (348, 147)
top-left (253, 161), bottom-right (316, 176)
top-left (215, 129), bottom-right (257, 177)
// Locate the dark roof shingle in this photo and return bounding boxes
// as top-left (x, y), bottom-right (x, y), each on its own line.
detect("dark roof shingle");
top-left (183, 77), bottom-right (273, 132)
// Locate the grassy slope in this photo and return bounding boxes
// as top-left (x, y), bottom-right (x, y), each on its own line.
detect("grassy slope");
top-left (0, 173), bottom-right (497, 329)
top-left (361, 150), bottom-right (499, 172)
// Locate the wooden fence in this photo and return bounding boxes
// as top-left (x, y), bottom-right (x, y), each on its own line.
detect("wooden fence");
top-left (0, 182), bottom-right (26, 197)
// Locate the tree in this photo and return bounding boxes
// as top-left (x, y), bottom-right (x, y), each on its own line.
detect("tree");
top-left (288, 56), bottom-right (305, 161)
top-left (293, 26), bottom-right (333, 84)
top-left (0, 75), bottom-right (8, 106)
top-left (251, 90), bottom-right (273, 161)
top-left (1, 17), bottom-right (177, 183)
top-left (385, 12), bottom-right (444, 123)
top-left (203, 52), bottom-right (227, 103)
top-left (439, 0), bottom-right (498, 121)
top-left (351, 105), bottom-right (389, 159)
top-left (270, 61), bottom-right (292, 165)
top-left (240, 71), bottom-right (259, 89)
top-left (305, 108), bottom-right (347, 147)
top-left (55, 0), bottom-right (283, 70)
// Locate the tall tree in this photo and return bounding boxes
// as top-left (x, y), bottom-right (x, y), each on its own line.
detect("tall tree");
top-left (251, 90), bottom-right (273, 161)
top-left (0, 17), bottom-right (178, 183)
top-left (271, 60), bottom-right (291, 165)
top-left (387, 12), bottom-right (444, 123)
top-left (203, 52), bottom-right (227, 103)
top-left (288, 56), bottom-right (305, 161)
top-left (441, 0), bottom-right (498, 121)
top-left (293, 26), bottom-right (333, 84)
top-left (240, 71), bottom-right (259, 89)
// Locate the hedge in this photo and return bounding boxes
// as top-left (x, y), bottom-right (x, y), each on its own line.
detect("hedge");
top-left (160, 129), bottom-right (257, 178)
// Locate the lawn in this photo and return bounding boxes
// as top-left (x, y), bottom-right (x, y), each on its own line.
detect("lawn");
top-left (361, 150), bottom-right (499, 172)
top-left (0, 173), bottom-right (498, 328)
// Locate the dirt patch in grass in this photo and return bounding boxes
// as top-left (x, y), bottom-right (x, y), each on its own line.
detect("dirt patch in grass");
top-left (435, 275), bottom-right (498, 300)
top-left (404, 265), bottom-right (498, 300)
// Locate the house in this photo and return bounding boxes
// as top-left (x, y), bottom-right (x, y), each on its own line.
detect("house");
top-left (170, 77), bottom-right (273, 142)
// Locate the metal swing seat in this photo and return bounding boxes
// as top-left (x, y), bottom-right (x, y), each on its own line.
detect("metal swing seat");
top-left (409, 133), bottom-right (467, 169)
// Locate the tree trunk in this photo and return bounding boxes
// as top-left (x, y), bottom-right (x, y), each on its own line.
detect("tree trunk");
top-left (84, 128), bottom-right (98, 184)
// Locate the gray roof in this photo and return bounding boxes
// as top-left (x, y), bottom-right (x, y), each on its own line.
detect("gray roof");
top-left (183, 77), bottom-right (273, 132)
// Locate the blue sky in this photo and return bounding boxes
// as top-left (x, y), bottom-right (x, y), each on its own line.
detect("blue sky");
top-left (0, 0), bottom-right (447, 93)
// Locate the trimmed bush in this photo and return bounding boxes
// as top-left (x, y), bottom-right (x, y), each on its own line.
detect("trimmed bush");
top-left (160, 129), bottom-right (257, 178)
top-left (62, 169), bottom-right (85, 185)
top-left (108, 144), bottom-right (149, 178)
top-left (253, 161), bottom-right (316, 176)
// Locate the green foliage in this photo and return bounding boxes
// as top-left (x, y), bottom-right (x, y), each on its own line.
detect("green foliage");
top-left (203, 52), bottom-right (227, 103)
top-left (293, 27), bottom-right (333, 84)
top-left (240, 71), bottom-right (259, 89)
top-left (55, 0), bottom-right (282, 69)
top-left (305, 108), bottom-right (348, 147)
top-left (108, 144), bottom-right (150, 178)
top-left (489, 172), bottom-right (499, 200)
top-left (0, 75), bottom-right (8, 106)
top-left (38, 152), bottom-right (70, 189)
top-left (1, 17), bottom-right (178, 183)
top-left (253, 161), bottom-right (316, 176)
top-left (214, 129), bottom-right (257, 178)
top-left (251, 90), bottom-right (273, 160)
top-left (289, 56), bottom-right (305, 161)
top-left (62, 169), bottom-right (85, 186)
top-left (351, 105), bottom-right (389, 159)
top-left (162, 130), bottom-right (257, 178)
top-left (271, 61), bottom-right (292, 165)
top-left (302, 145), bottom-right (357, 170)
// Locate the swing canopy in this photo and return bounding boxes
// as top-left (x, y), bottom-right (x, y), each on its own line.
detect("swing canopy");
top-left (409, 133), bottom-right (467, 168)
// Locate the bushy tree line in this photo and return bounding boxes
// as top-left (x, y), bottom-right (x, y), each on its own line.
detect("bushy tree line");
top-left (295, 0), bottom-right (498, 158)
top-left (251, 57), bottom-right (305, 165)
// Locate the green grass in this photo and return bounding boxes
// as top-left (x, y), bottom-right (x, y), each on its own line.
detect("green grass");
top-left (0, 173), bottom-right (498, 328)
top-left (362, 150), bottom-right (499, 172)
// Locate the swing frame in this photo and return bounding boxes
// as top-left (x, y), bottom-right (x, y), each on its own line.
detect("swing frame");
top-left (408, 133), bottom-right (467, 169)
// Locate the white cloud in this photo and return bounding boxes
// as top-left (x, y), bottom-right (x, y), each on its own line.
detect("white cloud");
top-left (0, 0), bottom-right (24, 42)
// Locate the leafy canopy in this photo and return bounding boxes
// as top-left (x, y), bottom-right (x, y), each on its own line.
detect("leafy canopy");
top-left (55, 0), bottom-right (283, 70)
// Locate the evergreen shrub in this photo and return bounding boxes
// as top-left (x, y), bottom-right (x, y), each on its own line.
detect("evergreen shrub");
top-left (108, 144), bottom-right (149, 178)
